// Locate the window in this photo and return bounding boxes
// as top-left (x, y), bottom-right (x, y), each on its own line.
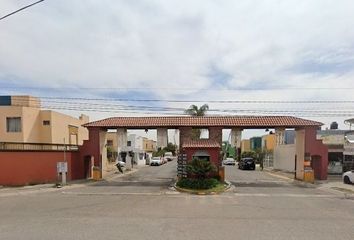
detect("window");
top-left (6, 117), bottom-right (21, 132)
top-left (107, 140), bottom-right (113, 146)
top-left (127, 141), bottom-right (132, 147)
top-left (43, 120), bottom-right (50, 126)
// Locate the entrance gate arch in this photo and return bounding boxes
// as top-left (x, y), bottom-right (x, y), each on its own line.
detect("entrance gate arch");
top-left (80, 116), bottom-right (328, 181)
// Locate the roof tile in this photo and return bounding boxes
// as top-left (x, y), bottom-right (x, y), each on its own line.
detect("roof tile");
top-left (182, 140), bottom-right (221, 148)
top-left (83, 116), bottom-right (323, 128)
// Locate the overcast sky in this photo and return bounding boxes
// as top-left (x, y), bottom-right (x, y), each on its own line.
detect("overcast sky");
top-left (1, 0), bottom-right (354, 139)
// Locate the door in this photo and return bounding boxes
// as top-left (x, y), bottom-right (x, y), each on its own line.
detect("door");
top-left (84, 156), bottom-right (92, 179)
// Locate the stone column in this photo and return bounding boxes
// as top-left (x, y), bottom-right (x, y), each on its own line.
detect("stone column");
top-left (231, 128), bottom-right (242, 161)
top-left (157, 128), bottom-right (168, 150)
top-left (275, 128), bottom-right (285, 145)
top-left (295, 128), bottom-right (305, 180)
top-left (99, 130), bottom-right (107, 178)
top-left (116, 128), bottom-right (127, 161)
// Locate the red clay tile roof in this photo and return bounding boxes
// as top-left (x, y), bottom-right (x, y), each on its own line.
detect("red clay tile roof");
top-left (83, 116), bottom-right (323, 129)
top-left (182, 140), bottom-right (221, 148)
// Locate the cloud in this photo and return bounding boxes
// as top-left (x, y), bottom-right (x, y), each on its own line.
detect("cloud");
top-left (1, 0), bottom-right (354, 130)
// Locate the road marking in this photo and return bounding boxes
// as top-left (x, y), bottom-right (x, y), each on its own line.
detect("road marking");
top-left (265, 172), bottom-right (293, 181)
top-left (233, 193), bottom-right (337, 198)
top-left (61, 191), bottom-right (162, 196)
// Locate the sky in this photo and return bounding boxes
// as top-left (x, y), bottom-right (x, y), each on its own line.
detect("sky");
top-left (1, 0), bottom-right (354, 140)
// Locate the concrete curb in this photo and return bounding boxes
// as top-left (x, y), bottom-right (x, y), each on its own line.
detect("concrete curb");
top-left (263, 169), bottom-right (317, 188)
top-left (264, 168), bottom-right (354, 198)
top-left (173, 181), bottom-right (232, 195)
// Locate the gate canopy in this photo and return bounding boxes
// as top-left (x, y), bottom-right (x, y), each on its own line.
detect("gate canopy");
top-left (83, 116), bottom-right (322, 129)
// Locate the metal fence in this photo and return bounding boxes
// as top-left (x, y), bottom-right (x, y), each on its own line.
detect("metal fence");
top-left (263, 153), bottom-right (274, 168)
top-left (0, 142), bottom-right (79, 151)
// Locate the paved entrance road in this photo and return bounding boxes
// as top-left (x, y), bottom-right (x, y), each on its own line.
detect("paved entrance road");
top-left (0, 162), bottom-right (353, 240)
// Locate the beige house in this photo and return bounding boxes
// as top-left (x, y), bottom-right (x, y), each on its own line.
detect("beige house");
top-left (0, 95), bottom-right (89, 145)
top-left (106, 132), bottom-right (156, 153)
top-left (262, 134), bottom-right (276, 151)
top-left (241, 139), bottom-right (251, 153)
top-left (143, 138), bottom-right (157, 153)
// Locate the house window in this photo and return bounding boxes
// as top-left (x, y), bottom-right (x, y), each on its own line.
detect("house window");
top-left (107, 140), bottom-right (113, 146)
top-left (6, 117), bottom-right (21, 132)
top-left (43, 120), bottom-right (50, 126)
top-left (127, 141), bottom-right (132, 147)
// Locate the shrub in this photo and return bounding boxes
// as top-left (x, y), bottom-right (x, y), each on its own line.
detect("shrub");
top-left (186, 158), bottom-right (217, 179)
top-left (177, 178), bottom-right (219, 190)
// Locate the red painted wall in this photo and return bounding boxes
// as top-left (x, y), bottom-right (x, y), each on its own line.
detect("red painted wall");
top-left (79, 127), bottom-right (101, 167)
top-left (184, 147), bottom-right (221, 167)
top-left (0, 151), bottom-right (80, 186)
top-left (305, 127), bottom-right (328, 180)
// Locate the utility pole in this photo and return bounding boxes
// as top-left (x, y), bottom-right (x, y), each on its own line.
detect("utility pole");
top-left (62, 138), bottom-right (67, 185)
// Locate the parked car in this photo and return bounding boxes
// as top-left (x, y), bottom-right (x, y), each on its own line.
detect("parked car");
top-left (150, 157), bottom-right (163, 166)
top-left (223, 158), bottom-right (236, 165)
top-left (161, 156), bottom-right (167, 164)
top-left (343, 170), bottom-right (354, 184)
top-left (238, 157), bottom-right (255, 170)
top-left (164, 152), bottom-right (175, 161)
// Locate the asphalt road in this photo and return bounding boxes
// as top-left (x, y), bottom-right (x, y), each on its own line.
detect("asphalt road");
top-left (0, 161), bottom-right (353, 240)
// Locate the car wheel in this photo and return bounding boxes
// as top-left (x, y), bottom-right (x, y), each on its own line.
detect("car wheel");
top-left (344, 176), bottom-right (351, 184)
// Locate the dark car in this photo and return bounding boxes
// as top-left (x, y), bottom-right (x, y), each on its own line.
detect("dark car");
top-left (238, 157), bottom-right (256, 170)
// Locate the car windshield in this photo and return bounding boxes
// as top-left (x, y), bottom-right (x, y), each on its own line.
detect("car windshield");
top-left (152, 157), bottom-right (160, 160)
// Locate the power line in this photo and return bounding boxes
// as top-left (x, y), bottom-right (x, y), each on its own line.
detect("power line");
top-left (2, 86), bottom-right (354, 91)
top-left (9, 96), bottom-right (354, 117)
top-left (0, 0), bottom-right (45, 21)
top-left (36, 96), bottom-right (354, 104)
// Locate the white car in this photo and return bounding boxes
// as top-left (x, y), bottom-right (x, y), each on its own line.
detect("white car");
top-left (164, 152), bottom-right (175, 161)
top-left (116, 160), bottom-right (125, 167)
top-left (150, 157), bottom-right (162, 166)
top-left (223, 158), bottom-right (236, 165)
top-left (343, 170), bottom-right (354, 184)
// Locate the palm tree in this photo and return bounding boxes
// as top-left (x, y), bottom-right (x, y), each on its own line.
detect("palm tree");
top-left (184, 104), bottom-right (209, 116)
top-left (185, 104), bottom-right (209, 139)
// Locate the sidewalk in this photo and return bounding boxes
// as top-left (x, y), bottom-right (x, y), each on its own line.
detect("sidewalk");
top-left (263, 167), bottom-right (354, 197)
top-left (0, 164), bottom-right (147, 197)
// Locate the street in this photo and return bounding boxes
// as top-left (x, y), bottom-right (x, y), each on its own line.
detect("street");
top-left (0, 161), bottom-right (353, 240)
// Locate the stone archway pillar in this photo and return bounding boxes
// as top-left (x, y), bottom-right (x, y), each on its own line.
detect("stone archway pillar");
top-left (99, 130), bottom-right (107, 178)
top-left (295, 128), bottom-right (305, 180)
top-left (231, 128), bottom-right (243, 161)
top-left (275, 128), bottom-right (286, 145)
top-left (157, 128), bottom-right (168, 150)
top-left (116, 128), bottom-right (127, 161)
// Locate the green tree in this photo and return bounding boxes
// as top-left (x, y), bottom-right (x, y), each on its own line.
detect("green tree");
top-left (186, 158), bottom-right (216, 179)
top-left (185, 104), bottom-right (209, 139)
top-left (163, 142), bottom-right (177, 155)
top-left (185, 104), bottom-right (209, 116)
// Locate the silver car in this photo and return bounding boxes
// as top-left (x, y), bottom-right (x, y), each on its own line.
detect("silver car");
top-left (150, 157), bottom-right (162, 166)
top-left (223, 158), bottom-right (236, 165)
top-left (343, 170), bottom-right (354, 184)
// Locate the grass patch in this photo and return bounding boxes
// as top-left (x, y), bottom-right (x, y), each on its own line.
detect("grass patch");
top-left (176, 178), bottom-right (228, 194)
top-left (177, 178), bottom-right (219, 190)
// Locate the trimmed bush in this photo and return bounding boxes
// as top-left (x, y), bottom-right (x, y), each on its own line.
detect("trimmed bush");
top-left (177, 178), bottom-right (219, 190)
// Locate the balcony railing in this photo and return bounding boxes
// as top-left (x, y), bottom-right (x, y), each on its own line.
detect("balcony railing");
top-left (0, 142), bottom-right (79, 151)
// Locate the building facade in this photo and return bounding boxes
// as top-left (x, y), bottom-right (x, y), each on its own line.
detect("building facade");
top-left (0, 95), bottom-right (89, 145)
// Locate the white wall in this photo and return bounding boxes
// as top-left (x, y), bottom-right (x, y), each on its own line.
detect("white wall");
top-left (274, 144), bottom-right (296, 172)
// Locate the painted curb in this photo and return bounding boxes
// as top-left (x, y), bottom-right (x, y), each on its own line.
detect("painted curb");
top-left (173, 181), bottom-right (232, 195)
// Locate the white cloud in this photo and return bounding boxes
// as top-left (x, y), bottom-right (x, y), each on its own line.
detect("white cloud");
top-left (1, 0), bottom-right (354, 131)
